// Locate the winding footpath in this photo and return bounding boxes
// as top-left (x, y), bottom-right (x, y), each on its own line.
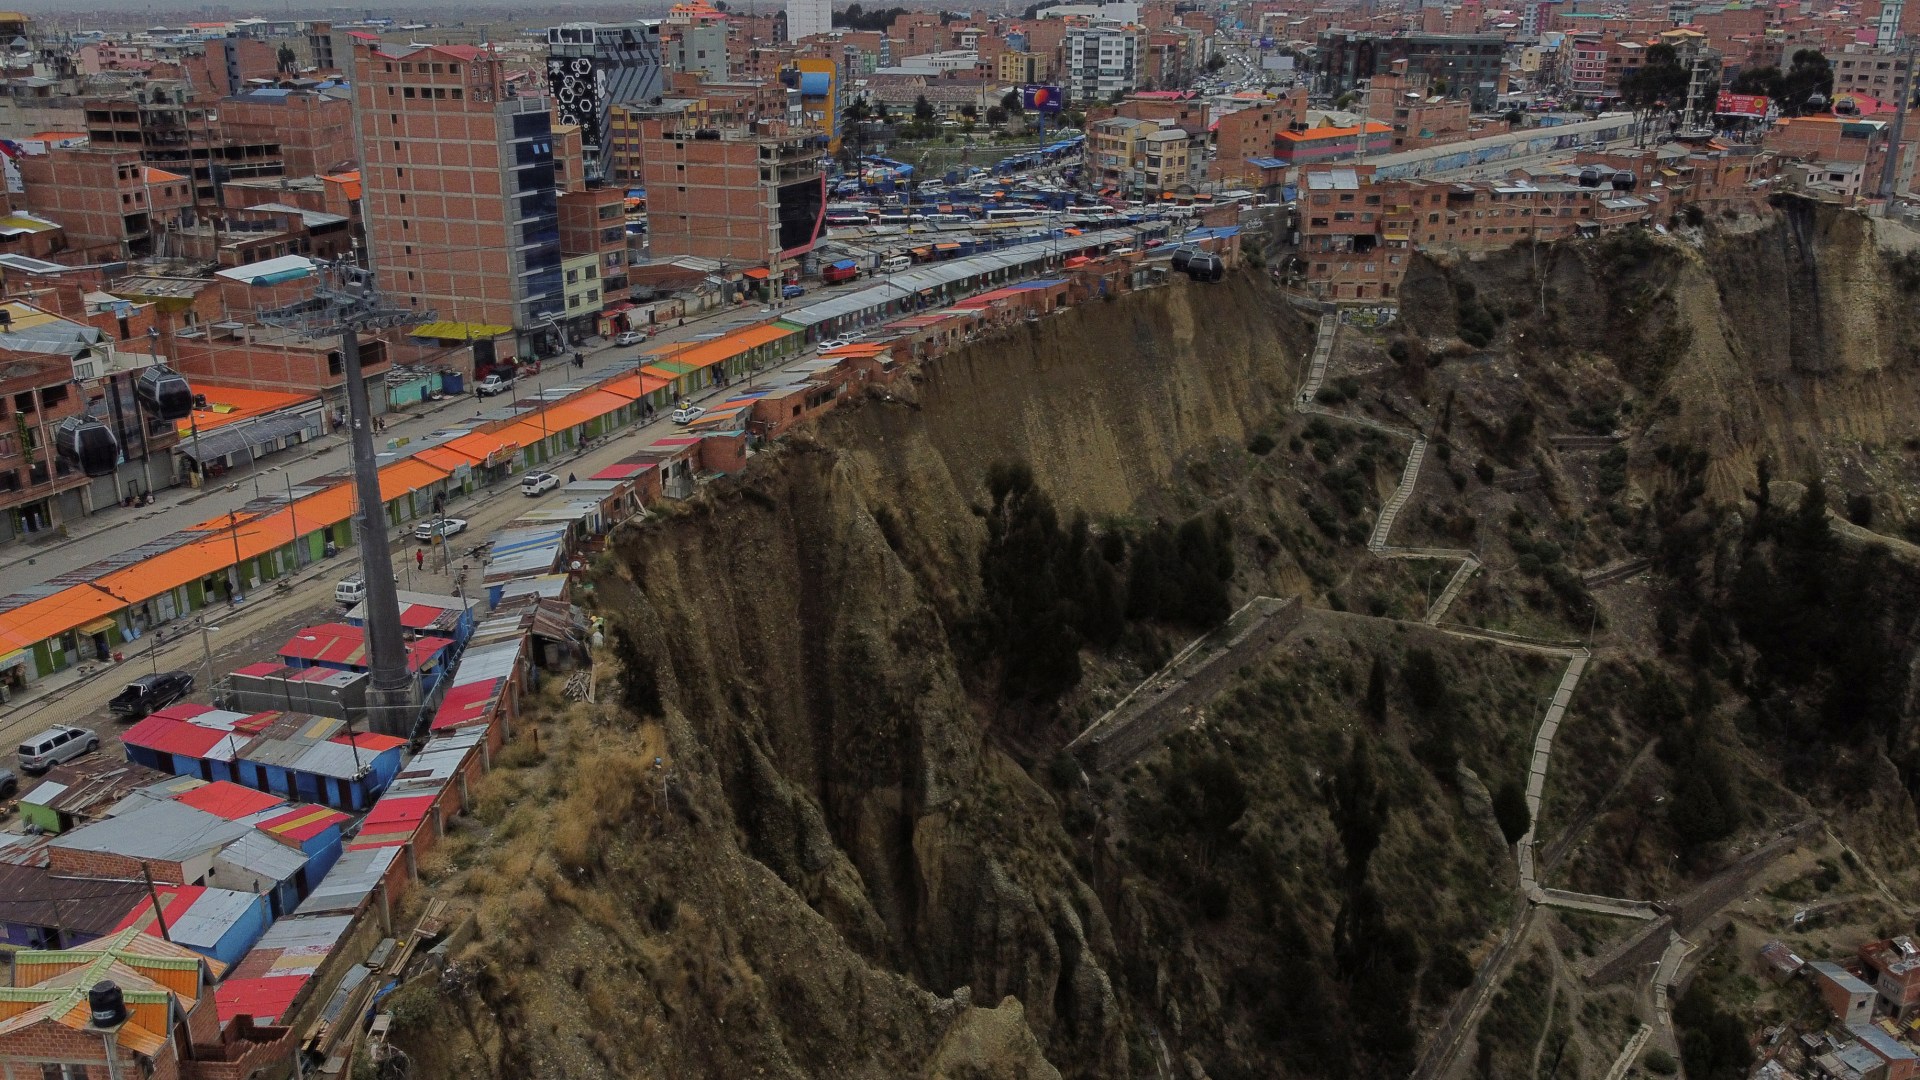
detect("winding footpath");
top-left (1292, 307), bottom-right (1674, 1080)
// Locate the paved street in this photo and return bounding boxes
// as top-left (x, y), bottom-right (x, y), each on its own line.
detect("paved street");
top-left (0, 298), bottom-right (787, 598)
top-left (0, 305), bottom-right (849, 769)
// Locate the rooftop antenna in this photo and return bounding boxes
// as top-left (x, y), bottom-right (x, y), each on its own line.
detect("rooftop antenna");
top-left (256, 262), bottom-right (431, 739)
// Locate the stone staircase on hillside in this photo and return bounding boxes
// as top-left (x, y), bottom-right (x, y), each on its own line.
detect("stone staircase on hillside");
top-left (1296, 312), bottom-right (1339, 406)
top-left (1425, 556), bottom-right (1481, 625)
top-left (1369, 436), bottom-right (1426, 552)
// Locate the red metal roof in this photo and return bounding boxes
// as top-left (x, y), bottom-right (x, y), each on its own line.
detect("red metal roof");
top-left (278, 623), bottom-right (450, 672)
top-left (361, 795), bottom-right (437, 829)
top-left (173, 781), bottom-right (283, 821)
top-left (216, 975), bottom-right (308, 1025)
top-left (331, 731), bottom-right (407, 753)
top-left (255, 805), bottom-right (349, 844)
top-left (398, 603), bottom-right (452, 630)
top-left (590, 463), bottom-right (654, 480)
top-left (431, 679), bottom-right (501, 731)
top-left (122, 715), bottom-right (233, 759)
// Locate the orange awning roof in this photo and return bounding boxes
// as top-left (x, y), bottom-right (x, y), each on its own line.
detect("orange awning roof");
top-left (0, 586), bottom-right (124, 649)
top-left (415, 444), bottom-right (483, 471)
top-left (600, 372), bottom-right (675, 400)
top-left (377, 457), bottom-right (451, 501)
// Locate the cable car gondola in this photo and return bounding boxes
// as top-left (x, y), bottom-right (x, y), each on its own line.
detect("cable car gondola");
top-left (134, 365), bottom-right (193, 421)
top-left (54, 414), bottom-right (119, 477)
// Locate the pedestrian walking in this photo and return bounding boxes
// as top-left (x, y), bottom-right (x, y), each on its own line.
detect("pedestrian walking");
top-left (416, 549), bottom-right (425, 570)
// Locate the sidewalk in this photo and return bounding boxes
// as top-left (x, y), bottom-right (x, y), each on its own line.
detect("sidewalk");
top-left (0, 296), bottom-right (765, 593)
top-left (0, 305), bottom-right (812, 719)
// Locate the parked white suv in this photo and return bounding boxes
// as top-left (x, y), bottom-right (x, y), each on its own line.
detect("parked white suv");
top-left (19, 725), bottom-right (99, 774)
top-left (521, 472), bottom-right (560, 496)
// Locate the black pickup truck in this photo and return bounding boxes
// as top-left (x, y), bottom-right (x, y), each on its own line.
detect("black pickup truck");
top-left (107, 671), bottom-right (194, 720)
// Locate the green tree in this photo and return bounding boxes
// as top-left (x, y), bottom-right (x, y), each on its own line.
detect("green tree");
top-left (1673, 984), bottom-right (1754, 1080)
top-left (1329, 737), bottom-right (1387, 883)
top-left (1491, 779), bottom-right (1531, 845)
top-left (914, 94), bottom-right (935, 122)
top-left (985, 105), bottom-right (1008, 125)
top-left (1778, 49), bottom-right (1834, 115)
top-left (1365, 653), bottom-right (1389, 725)
top-left (1206, 53), bottom-right (1226, 72)
top-left (1619, 43), bottom-right (1690, 138)
top-left (977, 462), bottom-right (1083, 701)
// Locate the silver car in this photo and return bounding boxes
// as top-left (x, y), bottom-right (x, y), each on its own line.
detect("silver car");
top-left (18, 725), bottom-right (99, 774)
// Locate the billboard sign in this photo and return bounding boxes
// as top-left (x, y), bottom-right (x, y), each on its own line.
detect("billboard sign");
top-left (1714, 92), bottom-right (1769, 118)
top-left (1023, 84), bottom-right (1064, 113)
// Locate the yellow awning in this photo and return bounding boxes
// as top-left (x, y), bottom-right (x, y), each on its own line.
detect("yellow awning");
top-left (408, 321), bottom-right (513, 340)
top-left (78, 617), bottom-right (117, 635)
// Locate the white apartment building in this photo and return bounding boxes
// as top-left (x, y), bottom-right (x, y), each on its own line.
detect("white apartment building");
top-left (1066, 22), bottom-right (1146, 102)
top-left (787, 0), bottom-right (831, 42)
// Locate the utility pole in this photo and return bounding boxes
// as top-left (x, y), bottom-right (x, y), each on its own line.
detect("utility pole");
top-left (139, 864), bottom-right (173, 943)
top-left (258, 263), bottom-right (428, 738)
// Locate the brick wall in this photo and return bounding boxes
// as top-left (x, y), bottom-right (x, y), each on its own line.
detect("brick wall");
top-left (0, 1018), bottom-right (184, 1080)
top-left (45, 845), bottom-right (188, 885)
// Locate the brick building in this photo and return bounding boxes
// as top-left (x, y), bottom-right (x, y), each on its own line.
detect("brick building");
top-left (0, 349), bottom-right (95, 538)
top-left (80, 93), bottom-right (286, 205)
top-left (168, 322), bottom-right (389, 396)
top-left (353, 38), bottom-right (564, 359)
top-left (1860, 938), bottom-right (1920, 1021)
top-left (1212, 95), bottom-right (1304, 186)
top-left (0, 927), bottom-right (294, 1080)
top-left (557, 186), bottom-right (629, 331)
top-left (19, 148), bottom-right (195, 260)
top-left (1366, 60), bottom-right (1475, 151)
top-left (216, 89), bottom-right (357, 177)
top-left (1315, 30), bottom-right (1507, 110)
top-left (629, 95), bottom-right (826, 280)
top-left (1812, 961), bottom-right (1880, 1027)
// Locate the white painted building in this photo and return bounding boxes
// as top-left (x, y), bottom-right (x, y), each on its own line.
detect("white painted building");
top-left (1066, 22), bottom-right (1146, 102)
top-left (787, 0), bottom-right (832, 42)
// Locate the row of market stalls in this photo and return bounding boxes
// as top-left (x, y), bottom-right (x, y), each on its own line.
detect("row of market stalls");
top-left (0, 225), bottom-right (1152, 694)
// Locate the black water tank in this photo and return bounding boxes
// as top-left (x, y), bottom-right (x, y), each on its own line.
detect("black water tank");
top-left (1611, 170), bottom-right (1637, 191)
top-left (1578, 167), bottom-right (1603, 188)
top-left (1187, 252), bottom-right (1225, 282)
top-left (135, 365), bottom-right (193, 420)
top-left (1170, 247), bottom-right (1194, 271)
top-left (89, 981), bottom-right (126, 1028)
top-left (55, 415), bottom-right (119, 477)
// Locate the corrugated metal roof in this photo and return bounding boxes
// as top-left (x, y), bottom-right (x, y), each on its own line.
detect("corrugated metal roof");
top-left (158, 887), bottom-right (260, 951)
top-left (294, 846), bottom-right (398, 916)
top-left (52, 800), bottom-right (252, 863)
top-left (217, 830), bottom-right (307, 881)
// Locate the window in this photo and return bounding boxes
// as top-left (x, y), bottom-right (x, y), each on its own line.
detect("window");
top-left (327, 351), bottom-right (343, 375)
top-left (404, 86), bottom-right (415, 98)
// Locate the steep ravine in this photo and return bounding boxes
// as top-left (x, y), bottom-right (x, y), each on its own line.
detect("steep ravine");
top-left (393, 207), bottom-right (1920, 1080)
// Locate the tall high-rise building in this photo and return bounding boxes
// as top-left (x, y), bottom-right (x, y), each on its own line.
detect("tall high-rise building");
top-left (547, 23), bottom-right (667, 184)
top-left (787, 0), bottom-right (831, 43)
top-left (1067, 23), bottom-right (1146, 102)
top-left (352, 39), bottom-right (563, 360)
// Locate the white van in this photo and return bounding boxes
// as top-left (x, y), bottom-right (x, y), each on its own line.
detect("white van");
top-left (334, 571), bottom-right (397, 607)
top-left (19, 725), bottom-right (98, 774)
top-left (883, 254), bottom-right (911, 274)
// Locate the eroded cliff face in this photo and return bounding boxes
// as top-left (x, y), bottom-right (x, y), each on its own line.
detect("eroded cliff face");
top-left (396, 276), bottom-right (1322, 1079)
top-left (1396, 203), bottom-right (1920, 507)
top-left (395, 208), bottom-right (1920, 1080)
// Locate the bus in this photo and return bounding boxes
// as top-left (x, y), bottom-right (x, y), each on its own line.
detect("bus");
top-left (985, 208), bottom-right (1048, 222)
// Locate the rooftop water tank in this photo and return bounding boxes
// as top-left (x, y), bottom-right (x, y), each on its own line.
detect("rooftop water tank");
top-left (89, 981), bottom-right (126, 1028)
